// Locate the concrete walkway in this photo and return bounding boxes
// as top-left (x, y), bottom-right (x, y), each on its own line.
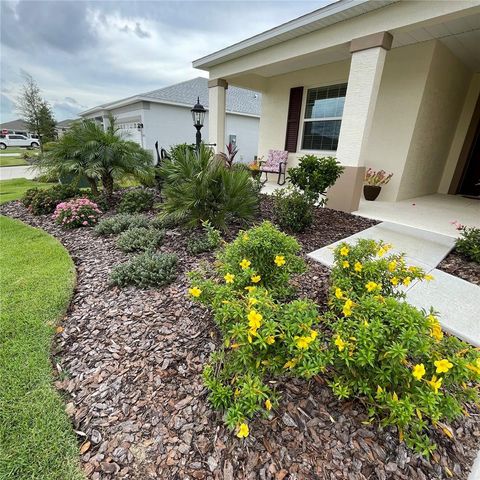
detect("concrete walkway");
top-left (308, 221), bottom-right (480, 346)
top-left (0, 165), bottom-right (36, 180)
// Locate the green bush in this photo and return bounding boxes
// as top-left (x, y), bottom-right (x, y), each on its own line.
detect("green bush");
top-left (454, 224), bottom-right (480, 263)
top-left (288, 155), bottom-right (344, 204)
top-left (116, 227), bottom-right (164, 253)
top-left (22, 184), bottom-right (81, 215)
top-left (118, 188), bottom-right (154, 213)
top-left (110, 251), bottom-right (177, 288)
top-left (273, 187), bottom-right (314, 233)
top-left (326, 239), bottom-right (480, 455)
top-left (187, 220), bottom-right (222, 254)
top-left (94, 213), bottom-right (150, 236)
top-left (159, 144), bottom-right (258, 230)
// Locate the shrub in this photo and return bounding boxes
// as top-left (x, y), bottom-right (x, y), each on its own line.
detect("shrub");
top-left (187, 220), bottom-right (222, 255)
top-left (116, 227), bottom-right (164, 253)
top-left (94, 213), bottom-right (150, 236)
top-left (118, 188), bottom-right (154, 213)
top-left (454, 223), bottom-right (480, 264)
top-left (288, 155), bottom-right (344, 204)
top-left (215, 221), bottom-right (306, 299)
top-left (110, 251), bottom-right (177, 288)
top-left (273, 187), bottom-right (314, 233)
top-left (159, 144), bottom-right (258, 230)
top-left (52, 198), bottom-right (102, 229)
top-left (22, 184), bottom-right (81, 215)
top-left (326, 239), bottom-right (480, 455)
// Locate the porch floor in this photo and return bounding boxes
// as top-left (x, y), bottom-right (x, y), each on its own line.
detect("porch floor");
top-left (353, 194), bottom-right (480, 238)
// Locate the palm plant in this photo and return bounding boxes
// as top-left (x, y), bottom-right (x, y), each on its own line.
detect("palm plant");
top-left (36, 118), bottom-right (154, 201)
top-left (159, 144), bottom-right (258, 230)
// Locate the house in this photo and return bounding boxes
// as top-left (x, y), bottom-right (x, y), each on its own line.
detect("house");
top-left (79, 77), bottom-right (261, 163)
top-left (0, 118), bottom-right (77, 139)
top-left (56, 118), bottom-right (77, 137)
top-left (193, 0), bottom-right (480, 213)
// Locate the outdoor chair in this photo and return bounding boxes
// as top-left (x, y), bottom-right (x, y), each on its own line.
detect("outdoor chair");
top-left (259, 149), bottom-right (288, 185)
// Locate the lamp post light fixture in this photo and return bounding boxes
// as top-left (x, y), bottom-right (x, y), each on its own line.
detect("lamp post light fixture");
top-left (191, 97), bottom-right (206, 150)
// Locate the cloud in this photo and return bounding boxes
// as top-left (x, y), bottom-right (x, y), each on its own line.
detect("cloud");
top-left (0, 0), bottom-right (330, 121)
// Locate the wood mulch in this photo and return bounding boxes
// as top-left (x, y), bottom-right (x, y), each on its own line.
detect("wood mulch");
top-left (1, 197), bottom-right (479, 480)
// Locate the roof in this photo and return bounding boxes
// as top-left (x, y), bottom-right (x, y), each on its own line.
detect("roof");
top-left (56, 118), bottom-right (77, 127)
top-left (80, 77), bottom-right (261, 117)
top-left (0, 119), bottom-right (28, 131)
top-left (193, 0), bottom-right (398, 69)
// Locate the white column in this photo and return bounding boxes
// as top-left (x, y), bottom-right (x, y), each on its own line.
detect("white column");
top-left (208, 78), bottom-right (228, 153)
top-left (328, 31), bottom-right (392, 212)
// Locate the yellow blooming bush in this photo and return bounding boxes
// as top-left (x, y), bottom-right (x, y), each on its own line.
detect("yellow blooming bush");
top-left (326, 239), bottom-right (480, 455)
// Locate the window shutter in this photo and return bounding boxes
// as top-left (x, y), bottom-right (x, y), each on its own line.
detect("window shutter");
top-left (284, 86), bottom-right (304, 153)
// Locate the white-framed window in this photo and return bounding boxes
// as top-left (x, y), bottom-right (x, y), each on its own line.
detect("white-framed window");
top-left (301, 83), bottom-right (347, 152)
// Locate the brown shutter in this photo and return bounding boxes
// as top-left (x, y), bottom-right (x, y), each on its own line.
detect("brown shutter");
top-left (284, 86), bottom-right (304, 153)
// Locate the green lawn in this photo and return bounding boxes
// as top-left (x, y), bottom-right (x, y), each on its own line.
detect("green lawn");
top-left (0, 178), bottom-right (53, 204)
top-left (0, 216), bottom-right (82, 480)
top-left (0, 155), bottom-right (28, 167)
top-left (0, 147), bottom-right (29, 154)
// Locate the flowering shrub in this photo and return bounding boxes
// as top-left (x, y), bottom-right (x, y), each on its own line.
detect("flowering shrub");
top-left (273, 187), bottom-right (314, 233)
top-left (364, 168), bottom-right (393, 186)
top-left (452, 222), bottom-right (480, 264)
top-left (326, 240), bottom-right (480, 455)
top-left (110, 251), bottom-right (177, 288)
top-left (216, 221), bottom-right (306, 299)
top-left (94, 213), bottom-right (150, 236)
top-left (52, 198), bottom-right (102, 228)
top-left (116, 227), bottom-right (165, 253)
top-left (118, 188), bottom-right (154, 214)
top-left (22, 184), bottom-right (81, 215)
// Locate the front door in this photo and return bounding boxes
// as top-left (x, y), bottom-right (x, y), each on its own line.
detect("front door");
top-left (458, 118), bottom-right (480, 197)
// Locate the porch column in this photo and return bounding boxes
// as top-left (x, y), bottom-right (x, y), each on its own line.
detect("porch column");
top-left (208, 78), bottom-right (228, 153)
top-left (328, 31), bottom-right (393, 212)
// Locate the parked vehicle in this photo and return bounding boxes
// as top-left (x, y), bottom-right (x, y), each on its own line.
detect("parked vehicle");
top-left (0, 134), bottom-right (40, 150)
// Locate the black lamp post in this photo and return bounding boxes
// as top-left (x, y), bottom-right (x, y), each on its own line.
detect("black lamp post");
top-left (191, 97), bottom-right (206, 151)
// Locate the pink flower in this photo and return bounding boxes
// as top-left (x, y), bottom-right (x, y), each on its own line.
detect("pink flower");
top-left (82, 221), bottom-right (88, 226)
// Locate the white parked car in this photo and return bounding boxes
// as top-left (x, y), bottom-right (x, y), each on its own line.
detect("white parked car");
top-left (0, 134), bottom-right (40, 150)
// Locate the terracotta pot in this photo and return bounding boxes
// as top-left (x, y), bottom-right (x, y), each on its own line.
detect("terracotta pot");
top-left (363, 185), bottom-right (381, 201)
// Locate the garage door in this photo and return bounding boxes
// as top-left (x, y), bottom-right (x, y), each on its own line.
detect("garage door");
top-left (117, 122), bottom-right (143, 146)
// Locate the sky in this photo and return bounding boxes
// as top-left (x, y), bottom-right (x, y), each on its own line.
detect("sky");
top-left (0, 0), bottom-right (332, 122)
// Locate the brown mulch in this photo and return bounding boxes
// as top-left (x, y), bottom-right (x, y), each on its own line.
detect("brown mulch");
top-left (1, 198), bottom-right (479, 480)
top-left (438, 252), bottom-right (480, 286)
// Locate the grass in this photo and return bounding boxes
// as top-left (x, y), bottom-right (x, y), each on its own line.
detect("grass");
top-left (0, 147), bottom-right (29, 154)
top-left (0, 178), bottom-right (53, 204)
top-left (0, 156), bottom-right (28, 167)
top-left (0, 215), bottom-right (82, 480)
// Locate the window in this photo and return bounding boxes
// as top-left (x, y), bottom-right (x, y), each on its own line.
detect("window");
top-left (301, 83), bottom-right (347, 151)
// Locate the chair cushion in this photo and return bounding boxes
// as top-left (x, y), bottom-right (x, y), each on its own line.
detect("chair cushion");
top-left (261, 149), bottom-right (288, 172)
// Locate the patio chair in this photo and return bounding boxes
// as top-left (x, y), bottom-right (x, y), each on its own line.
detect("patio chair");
top-left (259, 149), bottom-right (288, 185)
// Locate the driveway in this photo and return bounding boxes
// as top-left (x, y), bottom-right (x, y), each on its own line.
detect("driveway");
top-left (0, 165), bottom-right (36, 180)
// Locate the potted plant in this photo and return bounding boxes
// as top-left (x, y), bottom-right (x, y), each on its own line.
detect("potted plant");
top-left (364, 168), bottom-right (393, 201)
top-left (248, 156), bottom-right (262, 179)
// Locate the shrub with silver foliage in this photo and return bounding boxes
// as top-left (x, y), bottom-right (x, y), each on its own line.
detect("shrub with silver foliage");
top-left (116, 227), bottom-right (165, 253)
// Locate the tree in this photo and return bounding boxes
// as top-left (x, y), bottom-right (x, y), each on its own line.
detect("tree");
top-left (17, 74), bottom-right (57, 150)
top-left (36, 117), bottom-right (154, 201)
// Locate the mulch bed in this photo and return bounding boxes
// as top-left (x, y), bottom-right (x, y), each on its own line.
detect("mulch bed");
top-left (438, 252), bottom-right (480, 286)
top-left (1, 197), bottom-right (479, 480)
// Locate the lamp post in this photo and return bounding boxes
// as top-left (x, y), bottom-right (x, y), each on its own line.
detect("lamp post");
top-left (191, 97), bottom-right (206, 151)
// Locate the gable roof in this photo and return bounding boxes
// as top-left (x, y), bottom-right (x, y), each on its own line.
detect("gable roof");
top-left (80, 77), bottom-right (261, 117)
top-left (0, 119), bottom-right (28, 131)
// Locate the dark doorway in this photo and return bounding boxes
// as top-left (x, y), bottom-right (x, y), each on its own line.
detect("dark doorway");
top-left (458, 117), bottom-right (480, 197)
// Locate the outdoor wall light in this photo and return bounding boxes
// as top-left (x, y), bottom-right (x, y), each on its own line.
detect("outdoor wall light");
top-left (191, 97), bottom-right (206, 150)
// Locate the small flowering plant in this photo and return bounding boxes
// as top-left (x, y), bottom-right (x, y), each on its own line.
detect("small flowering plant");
top-left (452, 221), bottom-right (480, 264)
top-left (52, 198), bottom-right (102, 229)
top-left (364, 168), bottom-right (393, 186)
top-left (325, 239), bottom-right (480, 455)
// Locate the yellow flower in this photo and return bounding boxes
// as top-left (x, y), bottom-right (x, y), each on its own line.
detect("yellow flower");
top-left (245, 286), bottom-right (256, 292)
top-left (403, 276), bottom-right (411, 286)
top-left (430, 322), bottom-right (443, 341)
top-left (234, 388), bottom-right (240, 397)
top-left (340, 246), bottom-right (349, 256)
top-left (266, 336), bottom-right (275, 345)
top-left (224, 273), bottom-right (235, 284)
top-left (390, 277), bottom-right (399, 286)
top-left (188, 287), bottom-right (201, 298)
top-left (365, 281), bottom-right (379, 292)
top-left (334, 335), bottom-right (346, 352)
top-left (274, 255), bottom-right (286, 267)
top-left (240, 259), bottom-right (251, 270)
top-left (376, 385), bottom-right (383, 395)
top-left (310, 329), bottom-right (318, 340)
top-left (354, 262), bottom-right (362, 272)
top-left (427, 375), bottom-right (442, 394)
top-left (236, 423), bottom-right (249, 438)
top-left (335, 287), bottom-right (343, 299)
top-left (342, 261), bottom-right (349, 269)
top-left (251, 275), bottom-right (261, 283)
top-left (377, 247), bottom-right (387, 257)
top-left (424, 274), bottom-right (434, 281)
top-left (265, 399), bottom-right (272, 411)
top-left (434, 359), bottom-right (453, 374)
top-left (248, 297), bottom-right (258, 306)
top-left (242, 233), bottom-right (249, 241)
top-left (295, 336), bottom-right (310, 349)
top-left (408, 265), bottom-right (419, 273)
top-left (283, 359), bottom-right (297, 369)
top-left (231, 343), bottom-right (240, 349)
top-left (392, 392), bottom-right (399, 402)
top-left (412, 364), bottom-right (426, 381)
top-left (248, 310), bottom-right (263, 330)
top-left (343, 299), bottom-right (354, 317)
top-left (388, 260), bottom-right (397, 272)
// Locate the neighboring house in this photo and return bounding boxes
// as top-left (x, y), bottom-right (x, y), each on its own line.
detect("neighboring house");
top-left (0, 119), bottom-right (32, 137)
top-left (79, 77), bottom-right (261, 163)
top-left (194, 0), bottom-right (480, 212)
top-left (56, 118), bottom-right (77, 137)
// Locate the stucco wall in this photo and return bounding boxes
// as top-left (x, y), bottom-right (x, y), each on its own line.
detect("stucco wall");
top-left (397, 41), bottom-right (471, 200)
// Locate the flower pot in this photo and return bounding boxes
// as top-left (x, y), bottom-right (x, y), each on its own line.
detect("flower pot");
top-left (363, 185), bottom-right (381, 201)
